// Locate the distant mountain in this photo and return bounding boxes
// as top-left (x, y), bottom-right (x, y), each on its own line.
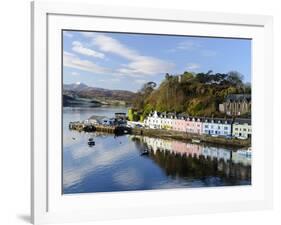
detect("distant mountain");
top-left (63, 94), bottom-right (103, 107)
top-left (63, 82), bottom-right (136, 107)
top-left (63, 82), bottom-right (89, 92)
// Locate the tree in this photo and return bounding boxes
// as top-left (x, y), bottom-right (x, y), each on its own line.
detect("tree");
top-left (128, 108), bottom-right (140, 121)
top-left (227, 71), bottom-right (243, 86)
top-left (140, 81), bottom-right (157, 95)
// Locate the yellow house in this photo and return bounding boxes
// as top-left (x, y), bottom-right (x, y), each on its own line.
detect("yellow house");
top-left (232, 118), bottom-right (251, 139)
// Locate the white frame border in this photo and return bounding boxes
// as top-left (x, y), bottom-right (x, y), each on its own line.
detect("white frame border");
top-left (31, 1), bottom-right (273, 224)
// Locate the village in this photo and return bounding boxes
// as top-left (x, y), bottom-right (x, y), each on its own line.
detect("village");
top-left (69, 94), bottom-right (252, 145)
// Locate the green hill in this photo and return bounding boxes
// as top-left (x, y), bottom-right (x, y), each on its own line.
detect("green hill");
top-left (131, 71), bottom-right (251, 120)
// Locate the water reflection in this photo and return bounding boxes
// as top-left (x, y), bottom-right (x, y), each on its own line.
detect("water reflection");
top-left (132, 136), bottom-right (251, 185)
top-left (63, 107), bottom-right (251, 194)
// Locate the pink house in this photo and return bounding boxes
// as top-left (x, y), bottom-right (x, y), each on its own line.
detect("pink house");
top-left (185, 117), bottom-right (202, 134)
top-left (173, 118), bottom-right (186, 132)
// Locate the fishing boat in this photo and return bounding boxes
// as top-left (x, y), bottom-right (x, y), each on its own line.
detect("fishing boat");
top-left (191, 139), bottom-right (201, 144)
top-left (88, 138), bottom-right (95, 146)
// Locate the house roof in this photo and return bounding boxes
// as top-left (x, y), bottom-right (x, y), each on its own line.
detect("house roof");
top-left (233, 118), bottom-right (251, 125)
top-left (203, 117), bottom-right (234, 124)
top-left (225, 94), bottom-right (251, 102)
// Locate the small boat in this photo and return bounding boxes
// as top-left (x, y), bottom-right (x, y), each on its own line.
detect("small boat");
top-left (191, 139), bottom-right (201, 143)
top-left (88, 138), bottom-right (95, 146)
top-left (140, 149), bottom-right (149, 156)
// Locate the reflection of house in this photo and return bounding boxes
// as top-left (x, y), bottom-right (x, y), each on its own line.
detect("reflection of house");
top-left (232, 118), bottom-right (251, 139)
top-left (141, 136), bottom-right (250, 165)
top-left (202, 118), bottom-right (233, 136)
top-left (143, 136), bottom-right (202, 157)
top-left (201, 146), bottom-right (231, 162)
top-left (219, 94), bottom-right (251, 116)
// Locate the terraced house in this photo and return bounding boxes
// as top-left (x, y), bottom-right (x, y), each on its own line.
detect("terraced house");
top-left (144, 111), bottom-right (251, 139)
top-left (202, 118), bottom-right (233, 136)
top-left (185, 117), bottom-right (202, 134)
top-left (144, 111), bottom-right (162, 129)
top-left (232, 118), bottom-right (251, 139)
top-left (159, 112), bottom-right (176, 130)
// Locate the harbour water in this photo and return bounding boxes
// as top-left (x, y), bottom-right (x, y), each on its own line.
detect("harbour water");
top-left (63, 107), bottom-right (251, 194)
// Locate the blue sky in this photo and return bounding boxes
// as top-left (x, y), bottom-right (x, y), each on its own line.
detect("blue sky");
top-left (63, 30), bottom-right (251, 92)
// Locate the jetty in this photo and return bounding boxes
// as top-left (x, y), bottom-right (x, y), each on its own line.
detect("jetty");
top-left (69, 121), bottom-right (132, 135)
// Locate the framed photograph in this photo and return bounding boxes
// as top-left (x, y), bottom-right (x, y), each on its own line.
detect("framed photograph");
top-left (31, 1), bottom-right (274, 224)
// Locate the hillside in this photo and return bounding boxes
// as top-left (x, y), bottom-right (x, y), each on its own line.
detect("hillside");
top-left (131, 71), bottom-right (251, 119)
top-left (63, 82), bottom-right (136, 106)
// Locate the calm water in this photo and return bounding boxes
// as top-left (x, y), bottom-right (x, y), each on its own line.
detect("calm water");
top-left (63, 107), bottom-right (251, 194)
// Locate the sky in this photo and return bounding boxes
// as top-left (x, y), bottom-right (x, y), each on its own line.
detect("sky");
top-left (63, 30), bottom-right (251, 92)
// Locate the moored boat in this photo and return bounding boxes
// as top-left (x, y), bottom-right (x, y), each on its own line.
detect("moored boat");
top-left (88, 138), bottom-right (95, 146)
top-left (192, 139), bottom-right (201, 143)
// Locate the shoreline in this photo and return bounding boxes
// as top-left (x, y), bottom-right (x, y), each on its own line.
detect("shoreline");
top-left (132, 128), bottom-right (251, 148)
top-left (69, 122), bottom-right (251, 148)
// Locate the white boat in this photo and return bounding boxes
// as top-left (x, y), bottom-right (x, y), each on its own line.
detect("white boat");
top-left (191, 139), bottom-right (201, 143)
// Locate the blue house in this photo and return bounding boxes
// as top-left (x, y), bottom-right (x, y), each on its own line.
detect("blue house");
top-left (202, 118), bottom-right (233, 136)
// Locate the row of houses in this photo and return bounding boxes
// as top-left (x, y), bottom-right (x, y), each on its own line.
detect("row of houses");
top-left (143, 111), bottom-right (251, 139)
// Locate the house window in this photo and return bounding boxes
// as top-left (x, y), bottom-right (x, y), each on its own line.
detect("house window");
top-left (235, 128), bottom-right (238, 131)
top-left (205, 125), bottom-right (208, 128)
top-left (224, 127), bottom-right (228, 130)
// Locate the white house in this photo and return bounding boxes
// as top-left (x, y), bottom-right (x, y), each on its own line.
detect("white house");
top-left (202, 118), bottom-right (233, 136)
top-left (159, 112), bottom-right (176, 130)
top-left (232, 118), bottom-right (251, 139)
top-left (144, 111), bottom-right (162, 129)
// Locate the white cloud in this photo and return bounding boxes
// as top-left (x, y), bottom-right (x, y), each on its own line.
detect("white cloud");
top-left (63, 31), bottom-right (73, 38)
top-left (186, 63), bottom-right (200, 70)
top-left (135, 79), bottom-right (147, 84)
top-left (63, 51), bottom-right (111, 74)
top-left (174, 40), bottom-right (217, 57)
top-left (71, 71), bottom-right (80, 76)
top-left (72, 41), bottom-right (105, 59)
top-left (89, 34), bottom-right (174, 76)
top-left (200, 49), bottom-right (217, 57)
top-left (176, 40), bottom-right (201, 50)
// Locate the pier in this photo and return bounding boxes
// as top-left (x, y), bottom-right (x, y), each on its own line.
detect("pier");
top-left (69, 121), bottom-right (132, 135)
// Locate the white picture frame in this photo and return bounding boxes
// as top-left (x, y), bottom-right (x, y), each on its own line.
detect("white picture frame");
top-left (31, 1), bottom-right (274, 224)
